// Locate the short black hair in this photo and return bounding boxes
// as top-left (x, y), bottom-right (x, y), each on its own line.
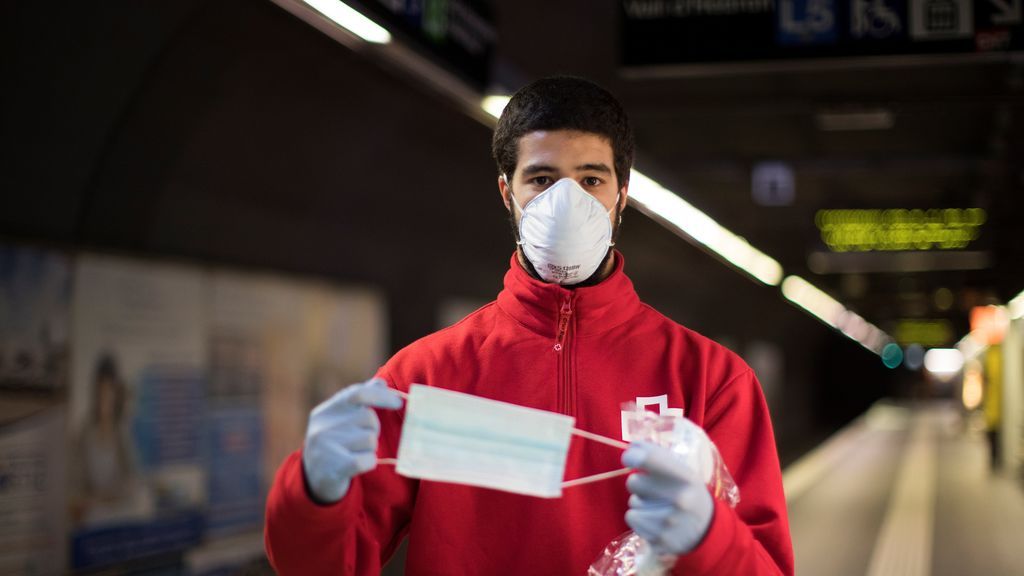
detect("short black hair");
top-left (492, 76), bottom-right (634, 188)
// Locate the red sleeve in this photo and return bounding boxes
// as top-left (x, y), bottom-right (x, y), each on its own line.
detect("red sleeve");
top-left (671, 369), bottom-right (794, 576)
top-left (264, 374), bottom-right (416, 576)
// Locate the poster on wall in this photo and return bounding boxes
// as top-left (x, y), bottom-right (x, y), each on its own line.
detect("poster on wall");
top-left (260, 276), bottom-right (389, 491)
top-left (204, 272), bottom-right (388, 545)
top-left (0, 244), bottom-right (71, 391)
top-left (68, 254), bottom-right (207, 571)
top-left (205, 273), bottom-right (300, 539)
top-left (0, 407), bottom-right (67, 576)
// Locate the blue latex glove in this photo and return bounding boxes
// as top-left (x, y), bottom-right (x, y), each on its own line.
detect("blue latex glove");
top-left (622, 441), bottom-right (715, 557)
top-left (302, 378), bottom-right (403, 504)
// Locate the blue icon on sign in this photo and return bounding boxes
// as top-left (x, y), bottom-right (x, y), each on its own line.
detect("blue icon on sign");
top-left (851, 0), bottom-right (905, 39)
top-left (778, 0), bottom-right (839, 46)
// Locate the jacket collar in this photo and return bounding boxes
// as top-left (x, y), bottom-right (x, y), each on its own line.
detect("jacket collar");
top-left (496, 250), bottom-right (642, 338)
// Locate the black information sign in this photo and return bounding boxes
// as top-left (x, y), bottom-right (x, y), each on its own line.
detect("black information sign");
top-left (359, 0), bottom-right (495, 89)
top-left (621, 0), bottom-right (1023, 67)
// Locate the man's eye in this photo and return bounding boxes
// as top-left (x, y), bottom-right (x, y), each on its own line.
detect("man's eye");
top-left (583, 177), bottom-right (603, 187)
top-left (531, 177), bottom-right (552, 187)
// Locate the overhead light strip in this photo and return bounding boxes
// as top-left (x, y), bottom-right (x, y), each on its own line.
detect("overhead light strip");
top-left (302, 0), bottom-right (391, 44)
top-left (481, 95), bottom-right (511, 120)
top-left (627, 170), bottom-right (784, 286)
top-left (781, 275), bottom-right (892, 354)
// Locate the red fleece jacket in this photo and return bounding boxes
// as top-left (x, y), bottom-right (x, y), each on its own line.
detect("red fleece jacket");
top-left (265, 252), bottom-right (793, 575)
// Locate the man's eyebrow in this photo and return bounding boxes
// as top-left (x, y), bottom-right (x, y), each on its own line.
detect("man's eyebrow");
top-left (520, 164), bottom-right (557, 176)
top-left (519, 163), bottom-right (612, 176)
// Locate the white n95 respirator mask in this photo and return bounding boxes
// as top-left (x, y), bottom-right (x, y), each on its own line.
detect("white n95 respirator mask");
top-left (507, 176), bottom-right (617, 285)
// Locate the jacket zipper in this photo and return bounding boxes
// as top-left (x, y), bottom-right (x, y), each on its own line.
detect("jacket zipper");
top-left (555, 296), bottom-right (574, 415)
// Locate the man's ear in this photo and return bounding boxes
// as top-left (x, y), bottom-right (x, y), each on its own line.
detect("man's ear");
top-left (619, 181), bottom-right (630, 212)
top-left (498, 174), bottom-right (512, 211)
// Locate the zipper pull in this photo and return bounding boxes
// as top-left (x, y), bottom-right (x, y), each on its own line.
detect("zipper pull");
top-left (554, 299), bottom-right (572, 351)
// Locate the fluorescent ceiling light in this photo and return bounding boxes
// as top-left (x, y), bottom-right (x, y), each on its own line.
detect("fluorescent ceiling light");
top-left (303, 0), bottom-right (391, 44)
top-left (816, 108), bottom-right (894, 131)
top-left (782, 276), bottom-right (844, 326)
top-left (781, 275), bottom-right (891, 354)
top-left (481, 95), bottom-right (510, 119)
top-left (628, 170), bottom-right (784, 286)
top-left (924, 348), bottom-right (964, 375)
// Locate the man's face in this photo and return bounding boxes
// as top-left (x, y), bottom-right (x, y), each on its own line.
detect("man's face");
top-left (498, 129), bottom-right (628, 224)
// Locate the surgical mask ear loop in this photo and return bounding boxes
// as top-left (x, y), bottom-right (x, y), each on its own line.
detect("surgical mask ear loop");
top-left (562, 467), bottom-right (633, 488)
top-left (376, 387), bottom-right (635, 488)
top-left (562, 428), bottom-right (632, 488)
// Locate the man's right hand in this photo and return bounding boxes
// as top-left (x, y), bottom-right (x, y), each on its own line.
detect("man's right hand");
top-left (302, 378), bottom-right (404, 504)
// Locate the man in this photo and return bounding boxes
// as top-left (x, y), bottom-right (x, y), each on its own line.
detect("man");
top-left (265, 77), bottom-right (793, 575)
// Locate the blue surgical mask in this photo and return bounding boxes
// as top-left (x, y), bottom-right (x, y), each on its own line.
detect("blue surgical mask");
top-left (396, 384), bottom-right (575, 498)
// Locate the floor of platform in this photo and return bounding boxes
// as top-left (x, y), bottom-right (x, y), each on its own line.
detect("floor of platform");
top-left (785, 400), bottom-right (1024, 576)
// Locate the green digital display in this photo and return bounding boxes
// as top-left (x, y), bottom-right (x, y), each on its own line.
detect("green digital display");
top-left (894, 319), bottom-right (955, 347)
top-left (815, 208), bottom-right (986, 252)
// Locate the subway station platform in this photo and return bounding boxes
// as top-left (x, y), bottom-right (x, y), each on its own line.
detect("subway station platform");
top-left (785, 401), bottom-right (1024, 576)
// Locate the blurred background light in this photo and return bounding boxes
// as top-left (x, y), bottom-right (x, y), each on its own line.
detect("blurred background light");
top-left (782, 275), bottom-right (845, 326)
top-left (750, 161), bottom-right (795, 207)
top-left (481, 95), bottom-right (510, 119)
top-left (881, 342), bottom-right (904, 369)
top-left (969, 305), bottom-right (1009, 345)
top-left (303, 0), bottom-right (391, 44)
top-left (933, 287), bottom-right (955, 311)
top-left (904, 343), bottom-right (925, 371)
top-left (961, 359), bottom-right (984, 410)
top-left (924, 348), bottom-right (965, 375)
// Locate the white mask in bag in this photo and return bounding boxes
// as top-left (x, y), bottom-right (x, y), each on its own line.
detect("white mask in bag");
top-left (508, 176), bottom-right (617, 285)
top-left (396, 384), bottom-right (576, 498)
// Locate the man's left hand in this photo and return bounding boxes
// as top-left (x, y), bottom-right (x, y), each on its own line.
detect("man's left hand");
top-left (622, 441), bottom-right (715, 556)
